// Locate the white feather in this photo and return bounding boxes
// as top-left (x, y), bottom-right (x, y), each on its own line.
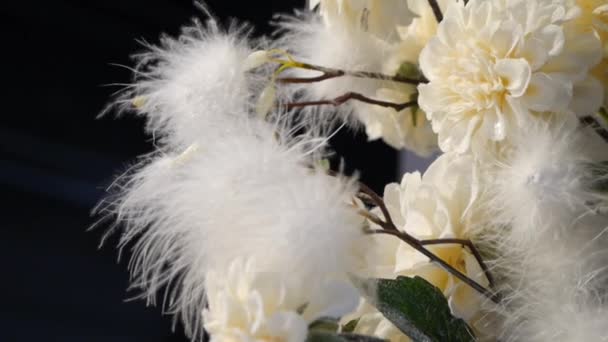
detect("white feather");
top-left (479, 119), bottom-right (608, 341)
top-left (274, 11), bottom-right (396, 134)
top-left (107, 16), bottom-right (274, 150)
top-left (97, 116), bottom-right (363, 340)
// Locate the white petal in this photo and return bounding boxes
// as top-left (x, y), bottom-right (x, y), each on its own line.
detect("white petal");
top-left (521, 72), bottom-right (572, 112)
top-left (265, 311), bottom-right (308, 342)
top-left (569, 76), bottom-right (604, 116)
top-left (255, 85), bottom-right (276, 118)
top-left (303, 280), bottom-right (360, 321)
top-left (243, 50), bottom-right (269, 71)
top-left (495, 58), bottom-right (531, 97)
top-left (437, 116), bottom-right (482, 154)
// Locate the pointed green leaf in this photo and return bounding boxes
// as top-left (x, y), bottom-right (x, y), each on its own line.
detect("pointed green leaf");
top-left (309, 317), bottom-right (340, 333)
top-left (306, 331), bottom-right (387, 342)
top-left (357, 276), bottom-right (475, 342)
top-left (341, 318), bottom-right (360, 333)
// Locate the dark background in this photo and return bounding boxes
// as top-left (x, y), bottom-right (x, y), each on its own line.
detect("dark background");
top-left (2, 1), bottom-right (397, 340)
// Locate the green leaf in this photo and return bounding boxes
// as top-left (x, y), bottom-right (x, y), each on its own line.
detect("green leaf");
top-left (396, 61), bottom-right (423, 80)
top-left (309, 317), bottom-right (340, 333)
top-left (341, 318), bottom-right (360, 333)
top-left (306, 331), bottom-right (387, 342)
top-left (356, 276), bottom-right (475, 342)
top-left (599, 107), bottom-right (608, 123)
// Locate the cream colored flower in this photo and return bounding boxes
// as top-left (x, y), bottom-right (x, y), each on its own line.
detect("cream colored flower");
top-left (350, 153), bottom-right (488, 339)
top-left (204, 259), bottom-right (359, 342)
top-left (204, 260), bottom-right (308, 342)
top-left (343, 300), bottom-right (412, 342)
top-left (360, 86), bottom-right (437, 156)
top-left (418, 0), bottom-right (603, 154)
top-left (365, 1), bottom-right (447, 155)
top-left (313, 0), bottom-right (414, 42)
top-left (571, 0), bottom-right (608, 109)
top-left (384, 0), bottom-right (451, 74)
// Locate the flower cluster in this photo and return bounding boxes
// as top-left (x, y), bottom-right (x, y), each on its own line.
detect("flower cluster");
top-left (98, 0), bottom-right (608, 341)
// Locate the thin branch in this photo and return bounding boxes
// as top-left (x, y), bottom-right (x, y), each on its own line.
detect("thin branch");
top-left (426, 0), bottom-right (443, 22)
top-left (369, 230), bottom-right (501, 303)
top-left (421, 238), bottom-right (495, 288)
top-left (580, 115), bottom-right (608, 144)
top-left (326, 170), bottom-right (500, 303)
top-left (285, 92), bottom-right (417, 112)
top-left (277, 62), bottom-right (425, 85)
top-left (357, 183), bottom-right (397, 230)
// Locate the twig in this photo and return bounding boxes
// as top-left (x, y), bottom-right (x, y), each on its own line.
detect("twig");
top-left (277, 62), bottom-right (425, 85)
top-left (325, 170), bottom-right (500, 303)
top-left (357, 183), bottom-right (397, 230)
top-left (369, 229), bottom-right (501, 303)
top-left (285, 92), bottom-right (417, 112)
top-left (427, 0), bottom-right (443, 22)
top-left (580, 115), bottom-right (608, 144)
top-left (421, 238), bottom-right (495, 288)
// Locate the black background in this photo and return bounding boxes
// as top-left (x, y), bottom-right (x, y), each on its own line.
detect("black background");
top-left (2, 1), bottom-right (397, 340)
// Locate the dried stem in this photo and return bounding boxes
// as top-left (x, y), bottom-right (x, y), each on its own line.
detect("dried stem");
top-left (355, 180), bottom-right (500, 303)
top-left (426, 0), bottom-right (444, 22)
top-left (357, 183), bottom-right (396, 229)
top-left (369, 230), bottom-right (501, 303)
top-left (285, 92), bottom-right (417, 112)
top-left (580, 115), bottom-right (608, 144)
top-left (277, 61), bottom-right (425, 85)
top-left (421, 238), bottom-right (495, 288)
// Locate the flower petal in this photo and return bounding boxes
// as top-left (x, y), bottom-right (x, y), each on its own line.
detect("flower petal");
top-left (495, 58), bottom-right (531, 97)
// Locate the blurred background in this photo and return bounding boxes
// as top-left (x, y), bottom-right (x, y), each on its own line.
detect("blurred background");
top-left (1, 0), bottom-right (401, 340)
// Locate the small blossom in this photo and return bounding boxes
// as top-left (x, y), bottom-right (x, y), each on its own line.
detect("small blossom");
top-left (204, 259), bottom-right (308, 342)
top-left (314, 0), bottom-right (414, 42)
top-left (243, 50), bottom-right (271, 71)
top-left (418, 0), bottom-right (603, 154)
top-left (360, 86), bottom-right (437, 156)
top-left (350, 153), bottom-right (488, 338)
top-left (204, 259), bottom-right (359, 342)
top-left (256, 84), bottom-right (277, 118)
top-left (572, 0), bottom-right (608, 109)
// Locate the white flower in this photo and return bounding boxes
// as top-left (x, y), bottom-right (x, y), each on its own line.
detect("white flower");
top-left (314, 0), bottom-right (414, 42)
top-left (571, 0), bottom-right (608, 108)
top-left (204, 259), bottom-right (359, 342)
top-left (360, 86), bottom-right (437, 156)
top-left (204, 259), bottom-right (308, 342)
top-left (277, 0), bottom-right (416, 135)
top-left (418, 0), bottom-right (603, 154)
top-left (343, 301), bottom-right (412, 342)
top-left (359, 1), bottom-right (452, 154)
top-left (351, 153), bottom-right (488, 338)
top-left (383, 0), bottom-right (451, 74)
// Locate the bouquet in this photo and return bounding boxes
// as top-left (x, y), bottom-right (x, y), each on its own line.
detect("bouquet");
top-left (96, 0), bottom-right (608, 341)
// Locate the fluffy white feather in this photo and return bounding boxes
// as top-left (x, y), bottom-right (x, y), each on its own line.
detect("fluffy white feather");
top-left (97, 116), bottom-right (363, 340)
top-left (274, 9), bottom-right (402, 133)
top-left (108, 16), bottom-right (274, 150)
top-left (479, 119), bottom-right (608, 341)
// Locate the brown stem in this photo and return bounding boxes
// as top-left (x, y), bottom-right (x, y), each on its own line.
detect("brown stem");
top-left (369, 230), bottom-right (501, 303)
top-left (427, 0), bottom-right (443, 22)
top-left (580, 115), bottom-right (608, 144)
top-left (277, 62), bottom-right (425, 85)
top-left (421, 238), bottom-right (495, 288)
top-left (285, 92), bottom-right (417, 112)
top-left (325, 170), bottom-right (499, 303)
top-left (357, 183), bottom-right (397, 230)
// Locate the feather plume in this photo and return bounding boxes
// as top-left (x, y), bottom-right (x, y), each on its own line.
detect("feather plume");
top-left (106, 15), bottom-right (274, 150)
top-left (96, 8), bottom-right (365, 340)
top-left (478, 119), bottom-right (608, 341)
top-left (273, 10), bottom-right (397, 134)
